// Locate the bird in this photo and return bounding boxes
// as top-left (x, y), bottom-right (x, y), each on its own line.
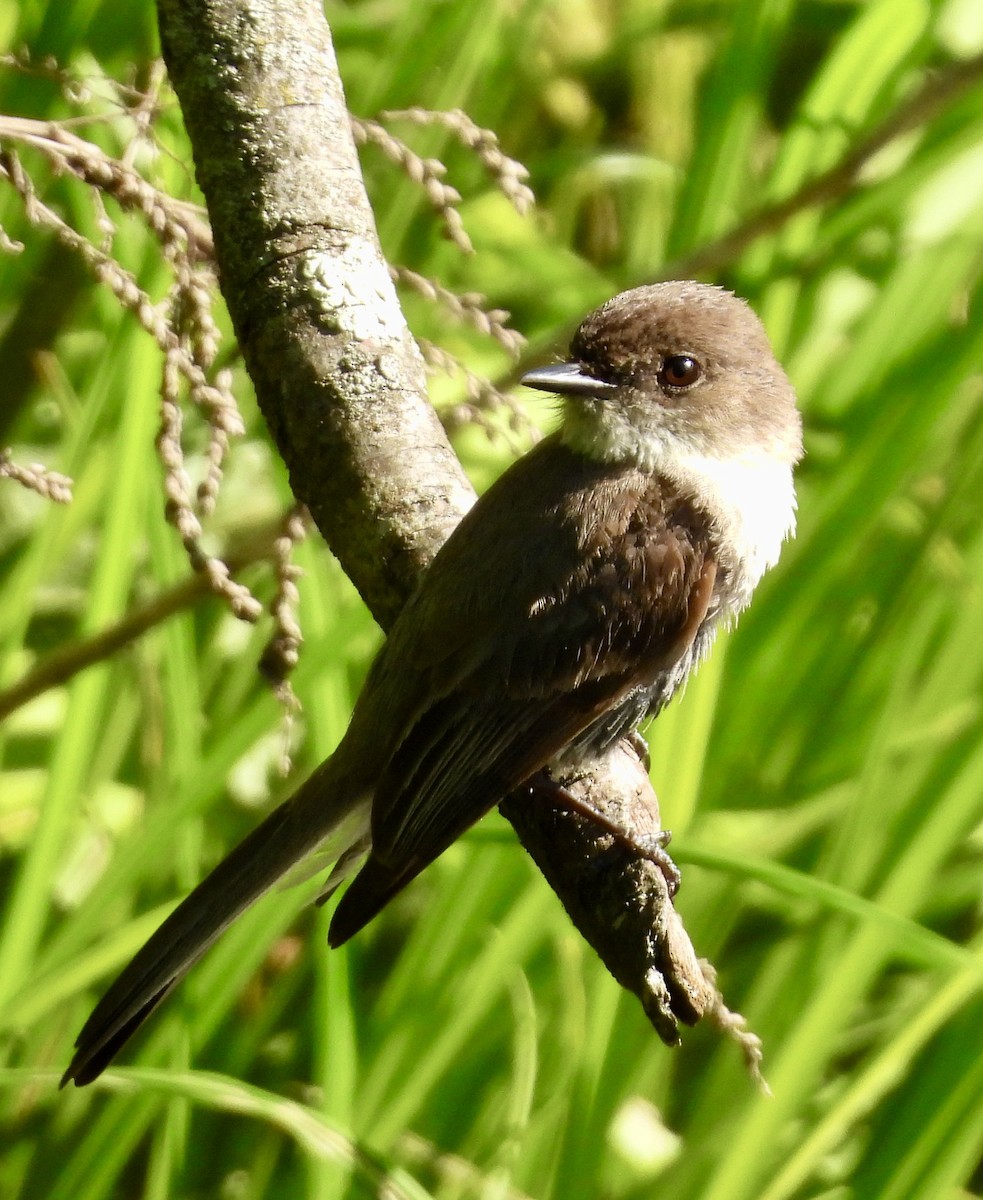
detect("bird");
top-left (62, 280), bottom-right (802, 1086)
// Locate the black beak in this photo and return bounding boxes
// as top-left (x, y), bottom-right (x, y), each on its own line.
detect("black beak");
top-left (520, 362), bottom-right (618, 398)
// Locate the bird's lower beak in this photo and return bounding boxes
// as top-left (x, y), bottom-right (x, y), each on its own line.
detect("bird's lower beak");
top-left (521, 362), bottom-right (618, 398)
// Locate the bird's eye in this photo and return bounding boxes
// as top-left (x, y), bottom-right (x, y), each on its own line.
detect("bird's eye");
top-left (659, 354), bottom-right (703, 389)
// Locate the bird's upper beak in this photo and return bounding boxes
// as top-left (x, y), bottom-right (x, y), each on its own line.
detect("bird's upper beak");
top-left (520, 362), bottom-right (618, 398)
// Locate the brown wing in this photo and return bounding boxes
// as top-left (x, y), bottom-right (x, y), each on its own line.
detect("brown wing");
top-left (373, 552), bottom-right (717, 860)
top-left (328, 438), bottom-right (718, 944)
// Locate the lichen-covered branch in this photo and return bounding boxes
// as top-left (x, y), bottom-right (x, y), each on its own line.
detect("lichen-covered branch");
top-left (157, 0), bottom-right (475, 628)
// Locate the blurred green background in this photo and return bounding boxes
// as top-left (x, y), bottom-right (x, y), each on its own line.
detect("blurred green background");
top-left (3, 0), bottom-right (983, 1197)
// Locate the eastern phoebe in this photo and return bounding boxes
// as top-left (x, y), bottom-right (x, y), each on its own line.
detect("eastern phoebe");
top-left (63, 281), bottom-right (802, 1086)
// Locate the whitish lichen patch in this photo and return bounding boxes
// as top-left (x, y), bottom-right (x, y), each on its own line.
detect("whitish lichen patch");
top-left (298, 243), bottom-right (403, 340)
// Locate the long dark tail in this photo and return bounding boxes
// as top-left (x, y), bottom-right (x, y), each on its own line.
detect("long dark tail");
top-left (62, 760), bottom-right (365, 1087)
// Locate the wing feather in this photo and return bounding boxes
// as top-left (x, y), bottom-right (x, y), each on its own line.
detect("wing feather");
top-left (329, 437), bottom-right (721, 944)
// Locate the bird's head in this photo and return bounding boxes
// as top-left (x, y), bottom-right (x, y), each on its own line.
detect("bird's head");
top-left (522, 281), bottom-right (802, 474)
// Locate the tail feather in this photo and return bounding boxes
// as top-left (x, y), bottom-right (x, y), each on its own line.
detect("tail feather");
top-left (62, 763), bottom-right (366, 1087)
top-left (327, 852), bottom-right (423, 948)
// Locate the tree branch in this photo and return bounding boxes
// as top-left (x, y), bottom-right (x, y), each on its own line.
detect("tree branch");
top-left (157, 0), bottom-right (474, 629)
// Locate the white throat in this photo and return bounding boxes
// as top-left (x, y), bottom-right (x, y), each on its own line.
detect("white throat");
top-left (562, 411), bottom-right (796, 611)
top-left (659, 446), bottom-right (796, 610)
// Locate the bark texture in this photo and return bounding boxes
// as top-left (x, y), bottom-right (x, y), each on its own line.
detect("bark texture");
top-left (158, 0), bottom-right (474, 627)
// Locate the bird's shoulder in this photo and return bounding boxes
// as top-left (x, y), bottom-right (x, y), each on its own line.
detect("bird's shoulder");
top-left (397, 435), bottom-right (718, 684)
